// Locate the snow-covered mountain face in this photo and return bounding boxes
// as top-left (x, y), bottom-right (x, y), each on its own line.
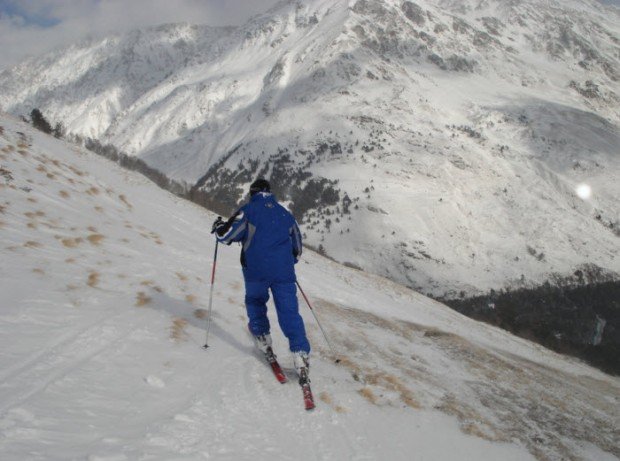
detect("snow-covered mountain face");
top-left (0, 0), bottom-right (619, 297)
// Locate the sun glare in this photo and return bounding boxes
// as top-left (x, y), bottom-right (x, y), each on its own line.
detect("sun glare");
top-left (575, 183), bottom-right (592, 200)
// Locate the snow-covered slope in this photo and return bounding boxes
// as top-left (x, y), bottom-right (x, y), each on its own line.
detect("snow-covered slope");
top-left (1, 114), bottom-right (619, 460)
top-left (0, 0), bottom-right (619, 298)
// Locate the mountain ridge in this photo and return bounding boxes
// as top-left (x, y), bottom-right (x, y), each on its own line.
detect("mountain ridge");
top-left (0, 0), bottom-right (618, 298)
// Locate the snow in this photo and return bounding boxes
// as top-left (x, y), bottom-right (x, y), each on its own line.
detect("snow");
top-left (1, 114), bottom-right (618, 460)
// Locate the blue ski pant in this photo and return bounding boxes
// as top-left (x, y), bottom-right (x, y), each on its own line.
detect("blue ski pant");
top-left (244, 280), bottom-right (310, 354)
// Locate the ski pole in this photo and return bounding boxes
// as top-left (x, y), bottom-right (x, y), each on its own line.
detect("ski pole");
top-left (296, 280), bottom-right (341, 363)
top-left (203, 239), bottom-right (219, 349)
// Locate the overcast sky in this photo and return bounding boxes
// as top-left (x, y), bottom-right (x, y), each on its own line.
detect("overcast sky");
top-left (1, 0), bottom-right (619, 72)
top-left (0, 0), bottom-right (280, 71)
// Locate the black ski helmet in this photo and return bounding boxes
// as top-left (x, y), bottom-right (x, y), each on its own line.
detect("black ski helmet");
top-left (249, 178), bottom-right (271, 196)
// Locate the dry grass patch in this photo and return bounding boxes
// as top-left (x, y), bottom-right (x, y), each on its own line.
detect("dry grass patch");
top-left (0, 204), bottom-right (6, 214)
top-left (319, 392), bottom-right (347, 413)
top-left (27, 197), bottom-right (37, 203)
top-left (170, 318), bottom-right (189, 342)
top-left (87, 226), bottom-right (97, 232)
top-left (27, 221), bottom-right (37, 229)
top-left (185, 294), bottom-right (197, 304)
top-left (363, 371), bottom-right (420, 409)
top-left (32, 268), bottom-right (45, 275)
top-left (437, 395), bottom-right (504, 442)
top-left (139, 281), bottom-right (162, 293)
top-left (23, 240), bottom-right (42, 248)
top-left (87, 271), bottom-right (100, 287)
top-left (62, 237), bottom-right (83, 248)
top-left (87, 233), bottom-right (105, 245)
top-left (135, 291), bottom-right (152, 307)
top-left (193, 308), bottom-right (208, 319)
top-left (94, 206), bottom-right (104, 213)
top-left (65, 258), bottom-right (76, 264)
top-left (358, 387), bottom-right (379, 405)
top-left (68, 166), bottom-right (85, 177)
top-left (59, 190), bottom-right (70, 198)
top-left (119, 194), bottom-right (132, 209)
top-left (176, 272), bottom-right (188, 282)
top-left (86, 187), bottom-right (100, 196)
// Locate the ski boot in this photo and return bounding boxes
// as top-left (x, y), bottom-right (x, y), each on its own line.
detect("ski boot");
top-left (253, 333), bottom-right (272, 354)
top-left (293, 351), bottom-right (310, 381)
top-left (254, 334), bottom-right (287, 384)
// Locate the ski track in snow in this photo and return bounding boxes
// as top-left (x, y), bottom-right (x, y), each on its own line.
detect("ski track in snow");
top-left (0, 115), bottom-right (618, 460)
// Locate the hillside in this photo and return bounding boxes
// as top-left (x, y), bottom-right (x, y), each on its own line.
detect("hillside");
top-left (1, 114), bottom-right (619, 460)
top-left (0, 0), bottom-right (618, 299)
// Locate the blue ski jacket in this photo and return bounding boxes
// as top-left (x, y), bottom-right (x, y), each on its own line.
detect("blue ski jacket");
top-left (216, 192), bottom-right (303, 283)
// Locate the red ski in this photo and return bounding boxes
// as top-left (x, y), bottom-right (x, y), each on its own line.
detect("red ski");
top-left (299, 369), bottom-right (315, 411)
top-left (264, 347), bottom-right (287, 384)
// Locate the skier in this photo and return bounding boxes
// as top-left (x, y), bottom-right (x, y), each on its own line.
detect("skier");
top-left (211, 178), bottom-right (311, 379)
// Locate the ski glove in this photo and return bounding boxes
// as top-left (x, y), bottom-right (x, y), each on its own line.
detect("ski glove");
top-left (211, 216), bottom-right (225, 235)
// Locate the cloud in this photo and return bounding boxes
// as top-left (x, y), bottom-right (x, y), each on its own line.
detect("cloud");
top-left (0, 0), bottom-right (280, 71)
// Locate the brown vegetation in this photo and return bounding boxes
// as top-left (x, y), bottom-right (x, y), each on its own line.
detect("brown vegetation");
top-left (119, 194), bottom-right (132, 209)
top-left (87, 271), bottom-right (100, 287)
top-left (87, 234), bottom-right (105, 245)
top-left (135, 291), bottom-right (152, 307)
top-left (185, 294), bottom-right (197, 304)
top-left (170, 318), bottom-right (189, 342)
top-left (358, 387), bottom-right (379, 404)
top-left (62, 237), bottom-right (83, 248)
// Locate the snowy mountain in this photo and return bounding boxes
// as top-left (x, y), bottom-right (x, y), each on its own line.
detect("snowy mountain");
top-left (0, 0), bottom-right (619, 298)
top-left (1, 112), bottom-right (619, 460)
